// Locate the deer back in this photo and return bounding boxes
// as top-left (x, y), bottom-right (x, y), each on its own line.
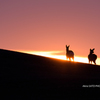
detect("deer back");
top-left (88, 54), bottom-right (97, 61)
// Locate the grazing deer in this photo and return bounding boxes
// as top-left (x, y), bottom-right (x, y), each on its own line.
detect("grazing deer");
top-left (66, 45), bottom-right (74, 61)
top-left (88, 48), bottom-right (97, 65)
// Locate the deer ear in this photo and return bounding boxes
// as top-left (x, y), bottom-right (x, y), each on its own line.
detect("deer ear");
top-left (90, 49), bottom-right (91, 51)
top-left (93, 48), bottom-right (95, 50)
top-left (68, 45), bottom-right (70, 47)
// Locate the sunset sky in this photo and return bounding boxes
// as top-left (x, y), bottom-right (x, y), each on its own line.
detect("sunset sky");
top-left (0, 0), bottom-right (100, 65)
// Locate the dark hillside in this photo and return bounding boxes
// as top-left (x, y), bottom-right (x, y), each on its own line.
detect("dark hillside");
top-left (0, 49), bottom-right (100, 99)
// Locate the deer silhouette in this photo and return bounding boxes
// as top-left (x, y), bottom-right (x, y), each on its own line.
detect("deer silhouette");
top-left (66, 45), bottom-right (74, 61)
top-left (88, 48), bottom-right (97, 65)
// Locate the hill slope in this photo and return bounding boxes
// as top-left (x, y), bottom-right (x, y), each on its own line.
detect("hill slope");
top-left (0, 49), bottom-right (100, 99)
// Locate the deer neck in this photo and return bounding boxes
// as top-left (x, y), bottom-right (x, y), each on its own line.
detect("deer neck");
top-left (66, 49), bottom-right (69, 53)
top-left (90, 52), bottom-right (93, 55)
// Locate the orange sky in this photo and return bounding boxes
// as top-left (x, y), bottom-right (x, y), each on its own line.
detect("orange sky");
top-left (0, 0), bottom-right (100, 64)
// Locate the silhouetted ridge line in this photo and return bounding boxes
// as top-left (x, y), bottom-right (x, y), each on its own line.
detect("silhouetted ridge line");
top-left (0, 49), bottom-right (99, 67)
top-left (0, 48), bottom-right (100, 99)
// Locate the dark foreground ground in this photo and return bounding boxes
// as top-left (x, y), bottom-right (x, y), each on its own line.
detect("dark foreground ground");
top-left (0, 49), bottom-right (100, 99)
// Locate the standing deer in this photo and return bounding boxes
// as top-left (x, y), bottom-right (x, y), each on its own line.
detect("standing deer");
top-left (66, 45), bottom-right (74, 61)
top-left (88, 48), bottom-right (97, 65)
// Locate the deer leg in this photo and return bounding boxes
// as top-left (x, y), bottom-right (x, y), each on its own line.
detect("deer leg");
top-left (93, 61), bottom-right (96, 65)
top-left (66, 56), bottom-right (69, 61)
top-left (72, 57), bottom-right (74, 61)
top-left (89, 60), bottom-right (90, 64)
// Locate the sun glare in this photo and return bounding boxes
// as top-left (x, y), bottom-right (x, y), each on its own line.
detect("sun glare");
top-left (17, 50), bottom-right (100, 65)
top-left (74, 56), bottom-right (88, 63)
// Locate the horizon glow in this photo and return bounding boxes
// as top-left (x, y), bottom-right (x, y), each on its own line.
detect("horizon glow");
top-left (16, 50), bottom-right (100, 65)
